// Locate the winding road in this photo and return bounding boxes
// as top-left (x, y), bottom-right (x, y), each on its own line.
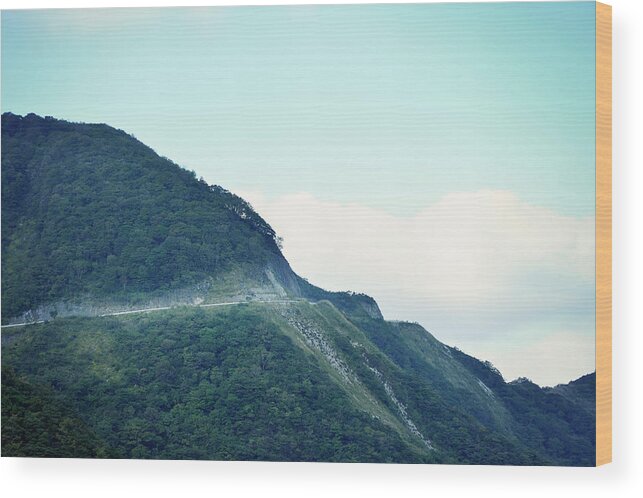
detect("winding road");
top-left (0, 299), bottom-right (306, 329)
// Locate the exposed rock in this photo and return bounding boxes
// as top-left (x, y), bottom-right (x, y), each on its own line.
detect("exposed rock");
top-left (363, 356), bottom-right (434, 450)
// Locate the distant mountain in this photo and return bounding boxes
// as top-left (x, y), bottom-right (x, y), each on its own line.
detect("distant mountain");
top-left (1, 114), bottom-right (595, 465)
top-left (549, 372), bottom-right (596, 416)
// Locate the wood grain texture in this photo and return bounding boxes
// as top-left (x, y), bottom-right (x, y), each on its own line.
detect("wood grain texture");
top-left (596, 1), bottom-right (612, 467)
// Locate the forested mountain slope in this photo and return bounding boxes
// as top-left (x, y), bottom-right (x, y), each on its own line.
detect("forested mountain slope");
top-left (1, 112), bottom-right (299, 320)
top-left (1, 114), bottom-right (595, 465)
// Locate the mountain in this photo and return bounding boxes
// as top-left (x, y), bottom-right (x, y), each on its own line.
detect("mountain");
top-left (1, 112), bottom-right (301, 321)
top-left (1, 113), bottom-right (595, 465)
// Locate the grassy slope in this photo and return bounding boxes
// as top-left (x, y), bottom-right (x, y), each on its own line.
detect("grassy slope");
top-left (332, 307), bottom-right (596, 467)
top-left (348, 317), bottom-right (518, 435)
top-left (294, 302), bottom-right (544, 465)
top-left (447, 346), bottom-right (596, 466)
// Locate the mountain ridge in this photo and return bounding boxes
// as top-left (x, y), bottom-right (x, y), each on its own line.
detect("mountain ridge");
top-left (1, 112), bottom-right (380, 324)
top-left (1, 113), bottom-right (595, 464)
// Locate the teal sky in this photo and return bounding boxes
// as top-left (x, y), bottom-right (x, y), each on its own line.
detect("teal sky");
top-left (2, 3), bottom-right (595, 216)
top-left (1, 3), bottom-right (597, 385)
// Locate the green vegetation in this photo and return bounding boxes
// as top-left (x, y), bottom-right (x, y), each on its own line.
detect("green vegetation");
top-left (2, 366), bottom-right (113, 458)
top-left (2, 113), bottom-right (283, 319)
top-left (448, 348), bottom-right (596, 466)
top-left (326, 309), bottom-right (595, 466)
top-left (2, 303), bottom-right (565, 464)
top-left (1, 113), bottom-right (595, 465)
top-left (2, 306), bottom-right (434, 462)
top-left (281, 301), bottom-right (544, 465)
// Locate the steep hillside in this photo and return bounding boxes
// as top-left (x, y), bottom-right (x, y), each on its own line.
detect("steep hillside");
top-left (1, 113), bottom-right (382, 326)
top-left (2, 304), bottom-right (546, 464)
top-left (1, 113), bottom-right (301, 320)
top-left (448, 347), bottom-right (596, 466)
top-left (330, 310), bottom-right (596, 466)
top-left (1, 366), bottom-right (114, 458)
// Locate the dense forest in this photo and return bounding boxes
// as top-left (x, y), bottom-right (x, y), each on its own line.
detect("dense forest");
top-left (2, 305), bottom-right (547, 464)
top-left (2, 307), bottom-right (433, 462)
top-left (343, 314), bottom-right (596, 466)
top-left (1, 113), bottom-right (284, 319)
top-left (2, 366), bottom-right (113, 458)
top-left (1, 114), bottom-right (596, 465)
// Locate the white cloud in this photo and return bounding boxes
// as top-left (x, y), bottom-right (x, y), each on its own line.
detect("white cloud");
top-left (242, 189), bottom-right (595, 385)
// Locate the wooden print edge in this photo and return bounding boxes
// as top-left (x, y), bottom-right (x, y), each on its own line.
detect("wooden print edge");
top-left (596, 1), bottom-right (612, 467)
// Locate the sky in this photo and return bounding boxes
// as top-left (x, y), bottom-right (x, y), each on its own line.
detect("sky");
top-left (1, 2), bottom-right (596, 386)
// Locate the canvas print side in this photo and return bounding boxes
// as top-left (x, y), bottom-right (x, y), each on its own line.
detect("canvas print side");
top-left (596, 1), bottom-right (612, 466)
